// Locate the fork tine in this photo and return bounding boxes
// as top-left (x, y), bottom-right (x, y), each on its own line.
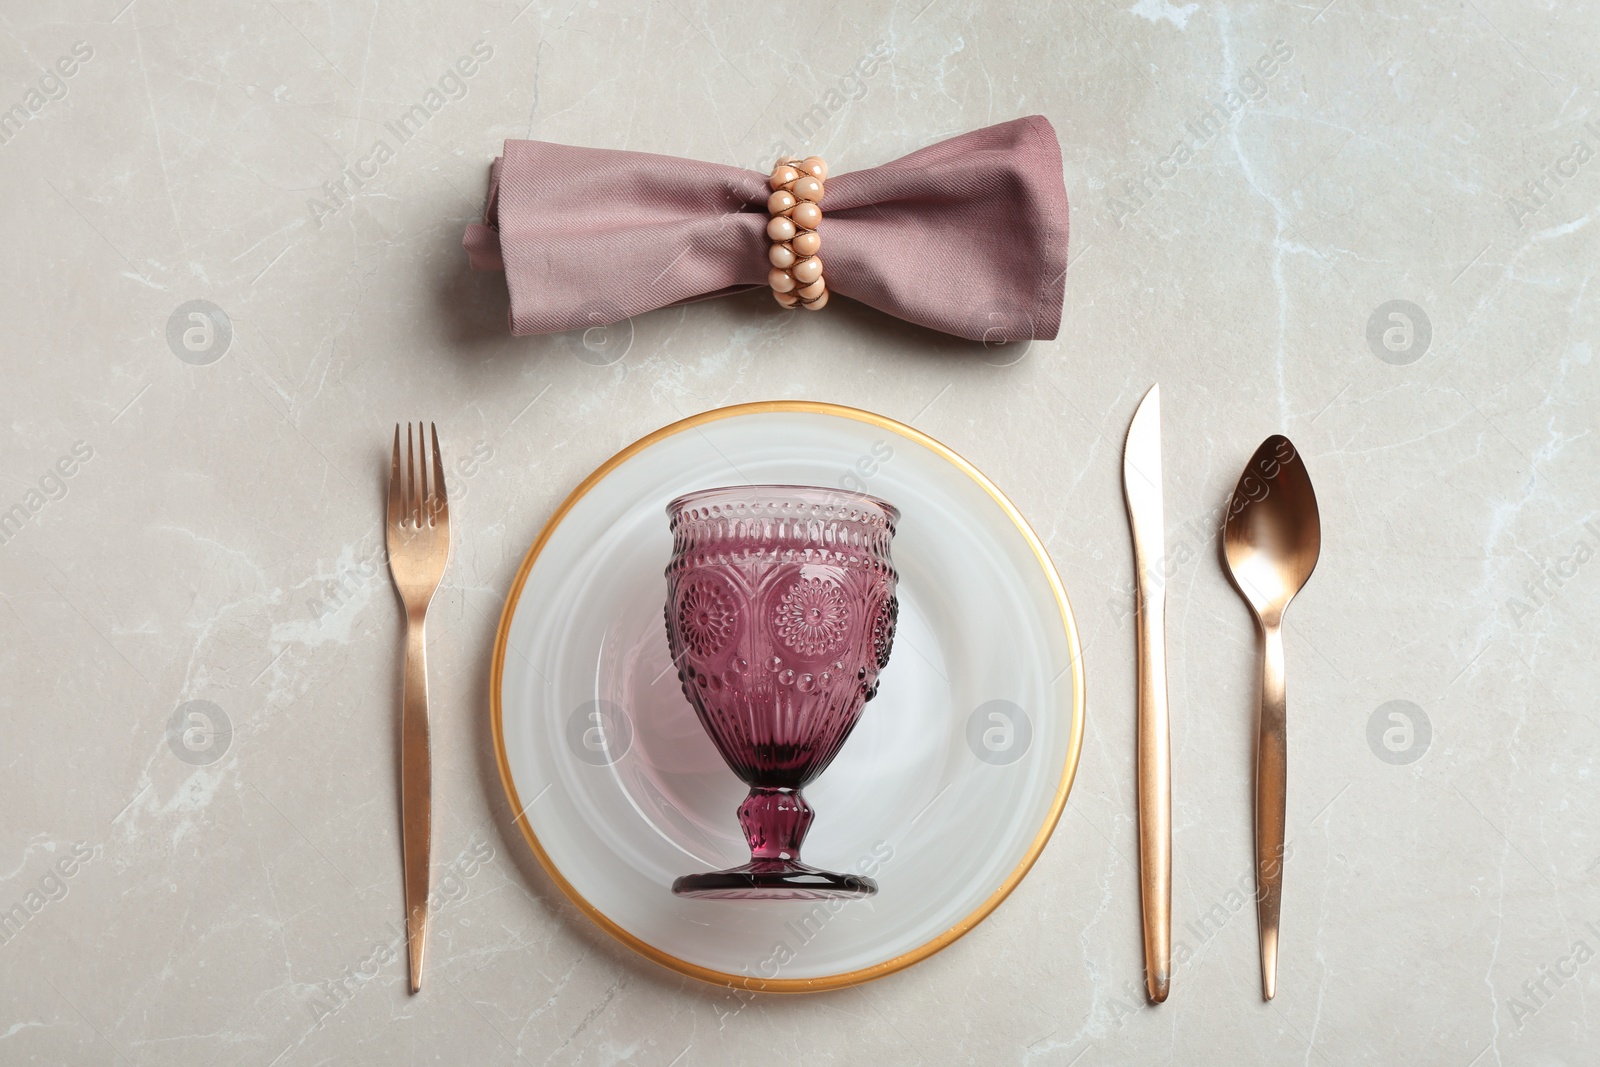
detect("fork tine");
top-left (414, 419), bottom-right (427, 526)
top-left (430, 423), bottom-right (447, 525)
top-left (388, 425), bottom-right (402, 529)
top-left (417, 422), bottom-right (428, 527)
top-left (406, 422), bottom-right (417, 527)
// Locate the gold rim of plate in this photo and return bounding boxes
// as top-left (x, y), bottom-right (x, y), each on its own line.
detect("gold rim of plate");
top-left (489, 400), bottom-right (1087, 993)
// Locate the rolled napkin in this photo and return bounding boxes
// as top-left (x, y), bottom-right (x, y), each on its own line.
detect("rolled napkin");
top-left (463, 116), bottom-right (1068, 342)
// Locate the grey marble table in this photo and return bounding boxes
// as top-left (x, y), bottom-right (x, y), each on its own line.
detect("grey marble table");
top-left (1, 1), bottom-right (1596, 1064)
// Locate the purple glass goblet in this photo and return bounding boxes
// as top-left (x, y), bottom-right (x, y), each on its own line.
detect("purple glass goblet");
top-left (664, 486), bottom-right (900, 899)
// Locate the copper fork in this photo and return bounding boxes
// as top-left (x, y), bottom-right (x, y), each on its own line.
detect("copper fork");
top-left (385, 423), bottom-right (451, 993)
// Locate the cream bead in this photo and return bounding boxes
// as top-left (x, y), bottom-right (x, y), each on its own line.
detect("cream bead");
top-left (768, 267), bottom-right (796, 293)
top-left (791, 256), bottom-right (823, 285)
top-left (791, 230), bottom-right (821, 257)
top-left (767, 189), bottom-right (796, 215)
top-left (766, 216), bottom-right (797, 242)
top-left (769, 165), bottom-right (799, 190)
top-left (773, 290), bottom-right (800, 308)
top-left (768, 242), bottom-right (796, 268)
top-left (791, 202), bottom-right (822, 230)
top-left (801, 289), bottom-right (829, 310)
top-left (799, 156), bottom-right (827, 181)
top-left (796, 278), bottom-right (826, 301)
top-left (792, 176), bottom-right (824, 202)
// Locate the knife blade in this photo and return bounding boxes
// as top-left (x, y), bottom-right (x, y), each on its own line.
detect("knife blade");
top-left (1122, 383), bottom-right (1171, 1004)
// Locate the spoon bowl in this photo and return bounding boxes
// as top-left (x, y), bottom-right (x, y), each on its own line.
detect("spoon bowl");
top-left (1223, 436), bottom-right (1321, 622)
top-left (1221, 434), bottom-right (1320, 1002)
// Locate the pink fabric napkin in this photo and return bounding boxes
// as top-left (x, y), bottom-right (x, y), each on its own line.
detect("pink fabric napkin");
top-left (463, 116), bottom-right (1068, 342)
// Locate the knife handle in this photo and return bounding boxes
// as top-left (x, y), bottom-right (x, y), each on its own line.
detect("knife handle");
top-left (1135, 584), bottom-right (1171, 1003)
top-left (401, 613), bottom-right (433, 994)
top-left (1255, 621), bottom-right (1288, 1001)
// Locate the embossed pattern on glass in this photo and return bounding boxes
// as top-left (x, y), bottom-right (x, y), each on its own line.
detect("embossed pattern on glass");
top-left (663, 486), bottom-right (900, 900)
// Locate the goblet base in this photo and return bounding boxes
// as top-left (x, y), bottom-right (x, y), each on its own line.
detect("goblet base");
top-left (672, 860), bottom-right (877, 900)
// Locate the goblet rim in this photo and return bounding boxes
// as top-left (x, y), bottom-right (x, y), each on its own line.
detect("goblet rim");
top-left (667, 483), bottom-right (900, 526)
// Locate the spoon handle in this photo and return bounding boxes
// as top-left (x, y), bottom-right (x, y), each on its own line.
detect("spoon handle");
top-left (1255, 622), bottom-right (1288, 1001)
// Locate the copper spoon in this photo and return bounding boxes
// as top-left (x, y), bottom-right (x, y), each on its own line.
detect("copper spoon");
top-left (1221, 435), bottom-right (1320, 1001)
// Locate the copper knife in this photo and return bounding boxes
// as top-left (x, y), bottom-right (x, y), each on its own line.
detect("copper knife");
top-left (1122, 384), bottom-right (1171, 1003)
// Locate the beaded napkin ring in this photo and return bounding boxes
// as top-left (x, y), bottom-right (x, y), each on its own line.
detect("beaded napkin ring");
top-left (765, 155), bottom-right (828, 310)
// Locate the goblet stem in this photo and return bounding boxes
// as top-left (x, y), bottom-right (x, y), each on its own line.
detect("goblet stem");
top-left (738, 787), bottom-right (813, 864)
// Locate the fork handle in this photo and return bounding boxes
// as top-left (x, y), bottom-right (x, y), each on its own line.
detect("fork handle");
top-left (1255, 622), bottom-right (1287, 1001)
top-left (401, 613), bottom-right (433, 994)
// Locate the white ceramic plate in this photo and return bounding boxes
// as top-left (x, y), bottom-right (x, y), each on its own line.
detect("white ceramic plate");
top-left (492, 402), bottom-right (1084, 991)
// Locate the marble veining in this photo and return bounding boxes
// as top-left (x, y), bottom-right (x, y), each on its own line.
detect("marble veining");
top-left (1, 0), bottom-right (1597, 1063)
